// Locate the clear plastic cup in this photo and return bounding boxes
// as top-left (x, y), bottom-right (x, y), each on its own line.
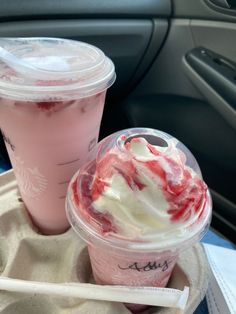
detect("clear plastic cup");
top-left (0, 37), bottom-right (115, 234)
top-left (66, 128), bottom-right (212, 312)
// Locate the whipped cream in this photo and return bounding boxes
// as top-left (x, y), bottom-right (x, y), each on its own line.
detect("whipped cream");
top-left (89, 136), bottom-right (207, 240)
top-left (69, 129), bottom-right (211, 250)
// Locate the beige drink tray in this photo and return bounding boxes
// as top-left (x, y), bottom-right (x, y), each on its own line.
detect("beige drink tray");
top-left (0, 170), bottom-right (209, 314)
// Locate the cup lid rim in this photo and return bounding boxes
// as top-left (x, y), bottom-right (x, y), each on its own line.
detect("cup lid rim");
top-left (0, 37), bottom-right (116, 100)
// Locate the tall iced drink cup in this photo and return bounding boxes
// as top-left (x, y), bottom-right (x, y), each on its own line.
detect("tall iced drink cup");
top-left (66, 128), bottom-right (212, 312)
top-left (0, 37), bottom-right (115, 234)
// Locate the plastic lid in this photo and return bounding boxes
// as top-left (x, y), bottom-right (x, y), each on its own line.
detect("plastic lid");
top-left (0, 37), bottom-right (116, 101)
top-left (66, 128), bottom-right (212, 252)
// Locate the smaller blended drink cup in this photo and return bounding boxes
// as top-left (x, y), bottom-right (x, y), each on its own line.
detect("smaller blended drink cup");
top-left (0, 37), bottom-right (115, 234)
top-left (66, 128), bottom-right (212, 312)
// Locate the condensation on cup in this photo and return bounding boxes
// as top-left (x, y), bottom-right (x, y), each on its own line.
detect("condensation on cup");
top-left (0, 37), bottom-right (116, 234)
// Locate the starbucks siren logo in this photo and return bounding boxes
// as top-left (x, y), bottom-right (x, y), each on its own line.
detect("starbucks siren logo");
top-left (13, 155), bottom-right (48, 198)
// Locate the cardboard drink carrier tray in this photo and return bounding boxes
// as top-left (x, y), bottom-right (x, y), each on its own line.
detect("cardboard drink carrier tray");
top-left (0, 170), bottom-right (209, 314)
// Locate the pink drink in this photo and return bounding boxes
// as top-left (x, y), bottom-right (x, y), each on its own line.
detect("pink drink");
top-left (66, 128), bottom-right (212, 312)
top-left (88, 245), bottom-right (178, 312)
top-left (0, 38), bottom-right (115, 234)
top-left (0, 95), bottom-right (106, 234)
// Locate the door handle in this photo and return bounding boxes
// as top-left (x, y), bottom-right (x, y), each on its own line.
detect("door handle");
top-left (183, 47), bottom-right (236, 130)
top-left (185, 47), bottom-right (236, 109)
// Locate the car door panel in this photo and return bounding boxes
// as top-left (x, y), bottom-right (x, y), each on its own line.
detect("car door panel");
top-left (184, 47), bottom-right (236, 129)
top-left (190, 20), bottom-right (236, 62)
top-left (134, 19), bottom-right (201, 98)
top-left (174, 0), bottom-right (236, 22)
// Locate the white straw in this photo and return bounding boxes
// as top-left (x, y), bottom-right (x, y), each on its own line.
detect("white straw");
top-left (0, 277), bottom-right (189, 309)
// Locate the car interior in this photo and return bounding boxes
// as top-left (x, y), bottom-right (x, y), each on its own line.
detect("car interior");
top-left (0, 0), bottom-right (235, 244)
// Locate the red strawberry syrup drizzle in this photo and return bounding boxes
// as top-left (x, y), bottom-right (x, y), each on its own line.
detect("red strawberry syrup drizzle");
top-left (72, 138), bottom-right (207, 234)
top-left (36, 100), bottom-right (75, 111)
top-left (72, 173), bottom-right (115, 234)
top-left (91, 153), bottom-right (145, 200)
top-left (37, 103), bottom-right (57, 110)
top-left (144, 155), bottom-right (207, 222)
